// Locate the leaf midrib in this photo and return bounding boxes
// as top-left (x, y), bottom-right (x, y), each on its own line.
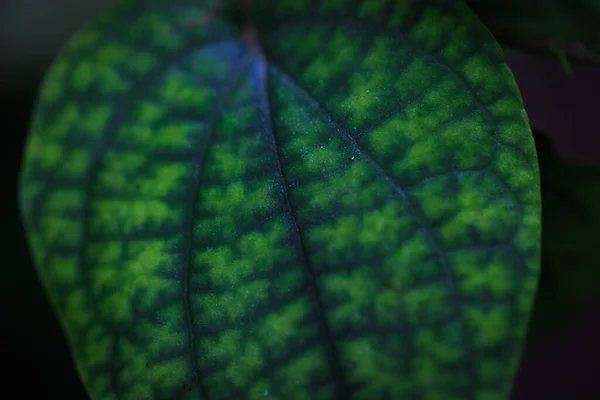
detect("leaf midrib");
top-left (252, 56), bottom-right (351, 398)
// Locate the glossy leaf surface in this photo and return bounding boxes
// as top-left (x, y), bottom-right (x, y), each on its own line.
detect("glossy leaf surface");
top-left (19, 0), bottom-right (541, 399)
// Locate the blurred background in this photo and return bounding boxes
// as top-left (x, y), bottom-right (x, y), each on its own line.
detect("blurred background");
top-left (1, 0), bottom-right (599, 398)
top-left (2, 2), bottom-right (112, 398)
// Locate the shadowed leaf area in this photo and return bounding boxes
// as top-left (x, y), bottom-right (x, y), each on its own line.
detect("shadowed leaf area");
top-left (526, 134), bottom-right (600, 345)
top-left (19, 0), bottom-right (541, 399)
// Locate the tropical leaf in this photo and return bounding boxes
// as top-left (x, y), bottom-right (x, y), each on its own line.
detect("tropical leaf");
top-left (19, 0), bottom-right (541, 399)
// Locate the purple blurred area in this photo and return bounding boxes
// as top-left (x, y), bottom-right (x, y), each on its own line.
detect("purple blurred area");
top-left (506, 49), bottom-right (600, 163)
top-left (513, 305), bottom-right (600, 399)
top-left (506, 51), bottom-right (600, 399)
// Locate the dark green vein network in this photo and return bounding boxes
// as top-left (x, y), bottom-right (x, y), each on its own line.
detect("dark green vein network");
top-left (19, 0), bottom-right (541, 399)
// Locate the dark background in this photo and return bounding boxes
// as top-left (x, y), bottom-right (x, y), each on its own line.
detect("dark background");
top-left (1, 1), bottom-right (599, 398)
top-left (2, 2), bottom-right (111, 397)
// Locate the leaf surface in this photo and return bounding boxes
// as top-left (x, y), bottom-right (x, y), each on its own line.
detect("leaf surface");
top-left (19, 0), bottom-right (541, 399)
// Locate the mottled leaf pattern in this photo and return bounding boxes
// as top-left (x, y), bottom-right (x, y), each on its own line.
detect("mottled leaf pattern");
top-left (19, 0), bottom-right (541, 399)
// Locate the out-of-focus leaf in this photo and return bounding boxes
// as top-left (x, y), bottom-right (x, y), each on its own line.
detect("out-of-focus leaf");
top-left (469, 0), bottom-right (600, 68)
top-left (527, 133), bottom-right (600, 345)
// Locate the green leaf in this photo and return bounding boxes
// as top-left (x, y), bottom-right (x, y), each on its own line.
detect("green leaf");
top-left (526, 134), bottom-right (600, 345)
top-left (468, 0), bottom-right (600, 68)
top-left (19, 0), bottom-right (541, 399)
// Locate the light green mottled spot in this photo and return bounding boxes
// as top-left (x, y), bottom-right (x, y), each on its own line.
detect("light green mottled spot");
top-left (302, 29), bottom-right (359, 88)
top-left (466, 306), bottom-right (510, 348)
top-left (259, 300), bottom-right (311, 355)
top-left (454, 253), bottom-right (516, 298)
top-left (47, 255), bottom-right (78, 285)
top-left (64, 289), bottom-right (92, 329)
